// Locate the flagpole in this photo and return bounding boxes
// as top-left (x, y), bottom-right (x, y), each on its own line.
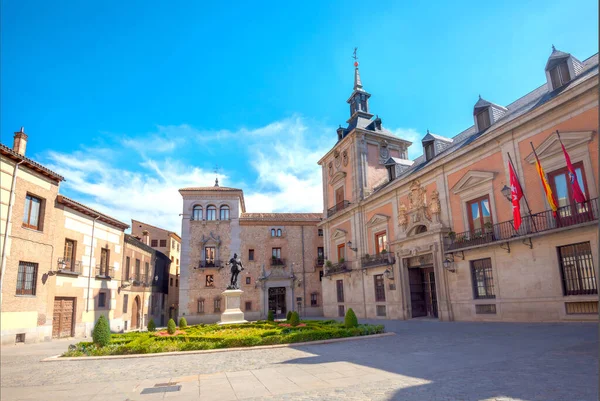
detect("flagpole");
top-left (530, 141), bottom-right (559, 221)
top-left (507, 152), bottom-right (537, 232)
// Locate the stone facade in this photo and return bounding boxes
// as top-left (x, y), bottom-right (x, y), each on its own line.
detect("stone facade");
top-left (179, 186), bottom-right (324, 324)
top-left (319, 48), bottom-right (599, 323)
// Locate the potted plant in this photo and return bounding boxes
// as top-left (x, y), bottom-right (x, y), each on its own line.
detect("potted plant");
top-left (339, 257), bottom-right (345, 267)
top-left (325, 260), bottom-right (333, 268)
top-left (364, 253), bottom-right (371, 261)
top-left (381, 249), bottom-right (387, 254)
top-left (447, 231), bottom-right (456, 242)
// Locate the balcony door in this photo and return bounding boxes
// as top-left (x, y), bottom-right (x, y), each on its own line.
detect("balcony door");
top-left (337, 244), bottom-right (346, 262)
top-left (548, 162), bottom-right (591, 222)
top-left (335, 187), bottom-right (344, 207)
top-left (467, 196), bottom-right (492, 234)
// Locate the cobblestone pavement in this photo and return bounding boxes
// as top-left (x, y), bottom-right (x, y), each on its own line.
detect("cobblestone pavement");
top-left (1, 319), bottom-right (597, 400)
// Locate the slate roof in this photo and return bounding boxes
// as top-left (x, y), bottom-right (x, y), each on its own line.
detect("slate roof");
top-left (57, 195), bottom-right (129, 230)
top-left (239, 213), bottom-right (322, 222)
top-left (0, 143), bottom-right (64, 182)
top-left (131, 219), bottom-right (182, 241)
top-left (124, 233), bottom-right (157, 254)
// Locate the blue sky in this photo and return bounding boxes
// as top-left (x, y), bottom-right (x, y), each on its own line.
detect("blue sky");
top-left (1, 0), bottom-right (598, 233)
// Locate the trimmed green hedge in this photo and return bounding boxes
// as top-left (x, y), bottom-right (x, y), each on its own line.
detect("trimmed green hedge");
top-left (62, 320), bottom-right (385, 357)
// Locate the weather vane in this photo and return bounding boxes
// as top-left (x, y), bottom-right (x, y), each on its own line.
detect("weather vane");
top-left (352, 47), bottom-right (359, 67)
top-left (214, 164), bottom-right (220, 187)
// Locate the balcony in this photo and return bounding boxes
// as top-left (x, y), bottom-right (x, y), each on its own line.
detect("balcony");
top-left (361, 252), bottom-right (396, 269)
top-left (198, 259), bottom-right (222, 269)
top-left (324, 261), bottom-right (352, 276)
top-left (270, 258), bottom-right (286, 267)
top-left (56, 258), bottom-right (82, 275)
top-left (315, 257), bottom-right (325, 267)
top-left (445, 198), bottom-right (598, 253)
top-left (95, 264), bottom-right (114, 279)
top-left (130, 273), bottom-right (149, 286)
top-left (327, 201), bottom-right (351, 218)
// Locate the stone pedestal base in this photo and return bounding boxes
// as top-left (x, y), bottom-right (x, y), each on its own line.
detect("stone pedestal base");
top-left (218, 289), bottom-right (248, 325)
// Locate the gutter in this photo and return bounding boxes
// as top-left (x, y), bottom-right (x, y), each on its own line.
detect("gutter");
top-left (0, 160), bottom-right (24, 309)
top-left (86, 216), bottom-right (100, 313)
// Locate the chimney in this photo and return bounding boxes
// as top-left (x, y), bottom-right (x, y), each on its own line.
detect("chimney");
top-left (13, 127), bottom-right (28, 156)
top-left (142, 230), bottom-right (150, 246)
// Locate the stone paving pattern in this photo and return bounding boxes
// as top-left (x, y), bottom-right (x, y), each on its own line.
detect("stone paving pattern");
top-left (1, 319), bottom-right (597, 400)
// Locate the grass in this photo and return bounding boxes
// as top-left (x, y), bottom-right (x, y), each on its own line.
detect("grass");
top-left (62, 319), bottom-right (385, 357)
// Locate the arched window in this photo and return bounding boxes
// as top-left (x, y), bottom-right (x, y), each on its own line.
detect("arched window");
top-left (277, 229), bottom-right (282, 237)
top-left (206, 205), bottom-right (216, 221)
top-left (271, 229), bottom-right (276, 237)
top-left (192, 205), bottom-right (202, 221)
top-left (415, 225), bottom-right (428, 235)
top-left (220, 205), bottom-right (230, 220)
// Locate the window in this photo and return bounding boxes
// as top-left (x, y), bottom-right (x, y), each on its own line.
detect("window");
top-left (63, 239), bottom-right (76, 270)
top-left (206, 274), bottom-right (214, 287)
top-left (336, 280), bottom-right (344, 302)
top-left (549, 61), bottom-right (571, 89)
top-left (176, 279), bottom-right (178, 287)
top-left (318, 229), bottom-right (323, 237)
top-left (337, 244), bottom-right (346, 262)
top-left (171, 256), bottom-right (174, 262)
top-left (335, 187), bottom-right (345, 206)
top-left (374, 274), bottom-right (386, 302)
top-left (471, 258), bottom-right (495, 299)
top-left (220, 205), bottom-right (230, 220)
top-left (170, 277), bottom-right (173, 286)
top-left (160, 239), bottom-right (167, 247)
top-left (467, 196), bottom-right (492, 233)
top-left (176, 258), bottom-right (179, 265)
top-left (476, 109), bottom-right (491, 131)
top-left (311, 293), bottom-right (318, 306)
top-left (100, 248), bottom-right (110, 276)
top-left (475, 304), bottom-right (496, 314)
top-left (193, 205), bottom-right (203, 221)
top-left (123, 294), bottom-right (129, 313)
top-left (151, 239), bottom-right (158, 247)
top-left (205, 247), bottom-right (216, 266)
top-left (245, 277), bottom-right (251, 285)
top-left (172, 240), bottom-right (175, 249)
top-left (376, 305), bottom-right (386, 317)
top-left (145, 262), bottom-right (149, 283)
top-left (135, 259), bottom-right (141, 281)
top-left (272, 248), bottom-right (281, 259)
top-left (22, 194), bottom-right (42, 230)
top-left (198, 299), bottom-right (205, 313)
top-left (548, 162), bottom-right (589, 217)
top-left (317, 247), bottom-right (324, 265)
top-left (206, 205), bottom-right (216, 221)
top-left (375, 232), bottom-right (387, 254)
top-left (248, 249), bottom-right (254, 261)
top-left (558, 242), bottom-right (597, 296)
top-left (271, 228), bottom-right (276, 237)
top-left (424, 143), bottom-right (435, 161)
top-left (98, 291), bottom-right (109, 308)
top-left (214, 298), bottom-right (221, 312)
top-left (177, 243), bottom-right (180, 251)
top-left (276, 229), bottom-right (282, 237)
top-left (245, 301), bottom-right (252, 311)
top-left (338, 305), bottom-right (345, 317)
top-left (125, 257), bottom-right (130, 281)
top-left (16, 262), bottom-right (37, 295)
top-left (319, 271), bottom-right (323, 282)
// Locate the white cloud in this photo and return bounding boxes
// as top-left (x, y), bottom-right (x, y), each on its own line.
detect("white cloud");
top-left (389, 127), bottom-right (424, 160)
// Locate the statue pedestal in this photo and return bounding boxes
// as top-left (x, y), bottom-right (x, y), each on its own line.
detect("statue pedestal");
top-left (218, 289), bottom-right (248, 325)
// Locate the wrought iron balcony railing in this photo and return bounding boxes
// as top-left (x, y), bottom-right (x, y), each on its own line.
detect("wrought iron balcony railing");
top-left (198, 259), bottom-right (222, 268)
top-left (56, 258), bottom-right (82, 275)
top-left (324, 261), bottom-right (352, 276)
top-left (130, 273), bottom-right (149, 286)
top-left (95, 264), bottom-right (114, 279)
top-left (361, 253), bottom-right (395, 269)
top-left (445, 198), bottom-right (598, 252)
top-left (327, 201), bottom-right (351, 218)
top-left (270, 258), bottom-right (286, 266)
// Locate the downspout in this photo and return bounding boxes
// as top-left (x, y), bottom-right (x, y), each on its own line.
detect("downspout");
top-left (0, 160), bottom-right (24, 309)
top-left (301, 225), bottom-right (306, 317)
top-left (86, 216), bottom-right (100, 313)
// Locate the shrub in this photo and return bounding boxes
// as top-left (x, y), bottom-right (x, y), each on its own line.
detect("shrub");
top-left (147, 319), bottom-right (156, 332)
top-left (92, 315), bottom-right (111, 347)
top-left (286, 311), bottom-right (292, 321)
top-left (179, 317), bottom-right (187, 329)
top-left (267, 310), bottom-right (274, 321)
top-left (167, 319), bottom-right (177, 334)
top-left (289, 311), bottom-right (300, 327)
top-left (344, 308), bottom-right (358, 328)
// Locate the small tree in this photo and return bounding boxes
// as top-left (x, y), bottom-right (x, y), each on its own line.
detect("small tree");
top-left (290, 311), bottom-right (300, 327)
top-left (286, 311), bottom-right (292, 321)
top-left (92, 315), bottom-right (111, 346)
top-left (179, 317), bottom-right (187, 329)
top-left (167, 318), bottom-right (177, 334)
top-left (267, 310), bottom-right (274, 321)
top-left (147, 318), bottom-right (156, 332)
top-left (344, 308), bottom-right (358, 328)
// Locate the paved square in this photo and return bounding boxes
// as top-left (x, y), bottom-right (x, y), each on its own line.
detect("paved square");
top-left (1, 319), bottom-right (597, 400)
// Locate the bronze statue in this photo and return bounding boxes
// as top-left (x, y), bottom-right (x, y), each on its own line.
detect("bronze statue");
top-left (227, 253), bottom-right (244, 289)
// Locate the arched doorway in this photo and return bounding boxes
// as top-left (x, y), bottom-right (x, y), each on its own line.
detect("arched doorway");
top-left (132, 296), bottom-right (140, 329)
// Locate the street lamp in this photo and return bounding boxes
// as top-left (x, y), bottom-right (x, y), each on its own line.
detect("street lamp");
top-left (346, 241), bottom-right (358, 252)
top-left (443, 255), bottom-right (456, 272)
top-left (384, 268), bottom-right (394, 280)
top-left (501, 185), bottom-right (512, 202)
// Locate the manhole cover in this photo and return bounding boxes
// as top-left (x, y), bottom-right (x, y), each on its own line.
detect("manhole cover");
top-left (140, 385), bottom-right (181, 395)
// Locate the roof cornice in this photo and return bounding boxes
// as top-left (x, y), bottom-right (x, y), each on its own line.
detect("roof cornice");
top-left (0, 144), bottom-right (64, 182)
top-left (58, 195), bottom-right (129, 230)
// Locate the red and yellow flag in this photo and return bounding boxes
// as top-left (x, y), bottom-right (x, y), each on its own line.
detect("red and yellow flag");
top-left (532, 149), bottom-right (558, 216)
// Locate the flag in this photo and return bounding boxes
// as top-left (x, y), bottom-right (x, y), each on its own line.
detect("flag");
top-left (560, 141), bottom-right (586, 203)
top-left (509, 162), bottom-right (523, 230)
top-left (532, 148), bottom-right (558, 216)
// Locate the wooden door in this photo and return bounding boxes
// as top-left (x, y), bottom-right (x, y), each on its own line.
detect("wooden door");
top-left (132, 296), bottom-right (140, 329)
top-left (52, 297), bottom-right (75, 338)
top-left (422, 267), bottom-right (438, 318)
top-left (409, 268), bottom-right (427, 318)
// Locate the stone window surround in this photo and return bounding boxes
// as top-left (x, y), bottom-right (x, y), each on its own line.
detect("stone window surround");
top-left (452, 171), bottom-right (498, 234)
top-left (331, 229), bottom-right (347, 263)
top-left (366, 214), bottom-right (390, 255)
top-left (189, 200), bottom-right (234, 221)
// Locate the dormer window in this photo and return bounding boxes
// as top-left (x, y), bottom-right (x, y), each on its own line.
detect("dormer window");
top-left (475, 109), bottom-right (491, 131)
top-left (549, 61), bottom-right (571, 89)
top-left (424, 143), bottom-right (435, 161)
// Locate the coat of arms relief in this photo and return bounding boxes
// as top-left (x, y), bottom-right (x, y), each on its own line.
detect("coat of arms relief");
top-left (398, 180), bottom-right (442, 233)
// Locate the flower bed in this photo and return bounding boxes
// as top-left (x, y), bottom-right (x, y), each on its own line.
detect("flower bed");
top-left (62, 319), bottom-right (385, 357)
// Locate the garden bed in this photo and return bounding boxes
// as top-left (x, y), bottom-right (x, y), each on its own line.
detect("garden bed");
top-left (62, 319), bottom-right (385, 357)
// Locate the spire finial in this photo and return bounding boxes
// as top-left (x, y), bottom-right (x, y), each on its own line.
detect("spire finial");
top-left (213, 164), bottom-right (220, 187)
top-left (352, 47), bottom-right (363, 90)
top-left (552, 44), bottom-right (556, 51)
top-left (427, 128), bottom-right (430, 135)
top-left (478, 94), bottom-right (481, 99)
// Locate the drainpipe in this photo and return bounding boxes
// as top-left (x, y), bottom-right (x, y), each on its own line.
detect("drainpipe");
top-left (86, 216), bottom-right (100, 313)
top-left (301, 226), bottom-right (306, 317)
top-left (0, 160), bottom-right (24, 309)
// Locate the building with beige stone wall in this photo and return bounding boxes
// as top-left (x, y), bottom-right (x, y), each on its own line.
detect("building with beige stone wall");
top-left (131, 219), bottom-right (181, 320)
top-left (179, 184), bottom-right (324, 323)
top-left (318, 47), bottom-right (599, 322)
